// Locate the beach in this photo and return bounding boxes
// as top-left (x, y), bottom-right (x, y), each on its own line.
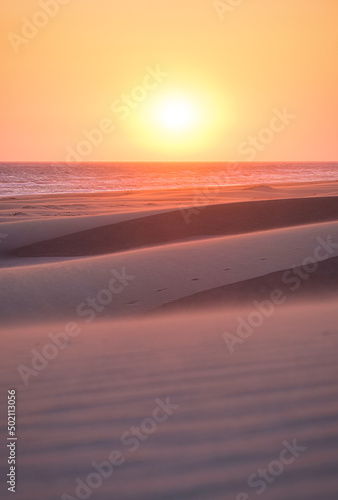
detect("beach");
top-left (1, 181), bottom-right (338, 499)
top-left (2, 0), bottom-right (338, 496)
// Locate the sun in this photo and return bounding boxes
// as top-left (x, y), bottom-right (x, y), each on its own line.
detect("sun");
top-left (125, 84), bottom-right (230, 157)
top-left (153, 96), bottom-right (198, 133)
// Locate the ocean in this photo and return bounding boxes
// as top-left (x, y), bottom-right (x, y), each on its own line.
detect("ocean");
top-left (0, 162), bottom-right (337, 197)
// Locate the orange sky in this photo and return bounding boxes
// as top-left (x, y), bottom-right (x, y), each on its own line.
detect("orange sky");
top-left (1, 0), bottom-right (338, 162)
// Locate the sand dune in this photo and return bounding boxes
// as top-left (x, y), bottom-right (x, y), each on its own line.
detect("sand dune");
top-left (158, 254), bottom-right (338, 312)
top-left (1, 301), bottom-right (338, 500)
top-left (1, 183), bottom-right (338, 500)
top-left (6, 196), bottom-right (338, 257)
top-left (1, 219), bottom-right (338, 325)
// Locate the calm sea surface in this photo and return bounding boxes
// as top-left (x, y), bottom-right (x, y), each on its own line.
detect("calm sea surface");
top-left (0, 162), bottom-right (337, 197)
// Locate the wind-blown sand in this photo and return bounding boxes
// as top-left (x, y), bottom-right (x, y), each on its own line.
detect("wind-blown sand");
top-left (1, 182), bottom-right (338, 499)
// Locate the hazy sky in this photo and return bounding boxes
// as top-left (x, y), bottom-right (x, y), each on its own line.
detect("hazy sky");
top-left (1, 0), bottom-right (338, 161)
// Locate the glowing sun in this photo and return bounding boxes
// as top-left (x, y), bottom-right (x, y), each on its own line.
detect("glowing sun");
top-left (154, 96), bottom-right (198, 133)
top-left (127, 86), bottom-right (227, 156)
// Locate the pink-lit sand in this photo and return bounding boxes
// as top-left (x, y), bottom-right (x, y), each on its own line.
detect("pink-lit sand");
top-left (1, 182), bottom-right (338, 499)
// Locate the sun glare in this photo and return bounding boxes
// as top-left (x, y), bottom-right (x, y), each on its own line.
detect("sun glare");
top-left (154, 96), bottom-right (198, 133)
top-left (126, 85), bottom-right (229, 157)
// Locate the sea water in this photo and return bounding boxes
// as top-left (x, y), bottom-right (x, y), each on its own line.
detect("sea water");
top-left (0, 162), bottom-right (337, 197)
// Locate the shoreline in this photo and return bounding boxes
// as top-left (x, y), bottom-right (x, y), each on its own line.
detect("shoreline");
top-left (1, 177), bottom-right (338, 201)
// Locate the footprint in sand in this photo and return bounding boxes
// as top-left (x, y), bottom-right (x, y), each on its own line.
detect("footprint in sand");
top-left (43, 205), bottom-right (63, 209)
top-left (190, 278), bottom-right (200, 281)
top-left (260, 257), bottom-right (267, 261)
top-left (224, 268), bottom-right (231, 271)
top-left (156, 288), bottom-right (167, 292)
